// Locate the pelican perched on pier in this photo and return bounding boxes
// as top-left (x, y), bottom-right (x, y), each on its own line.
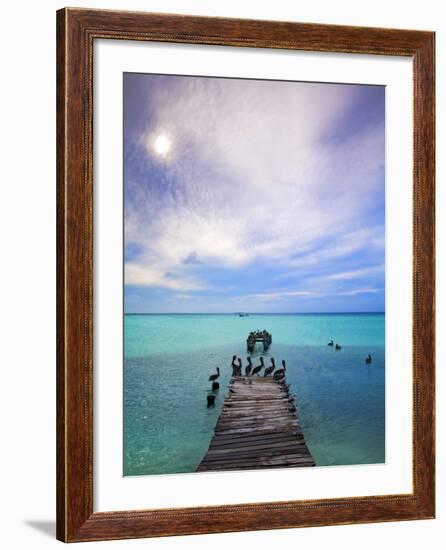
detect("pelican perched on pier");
top-left (251, 357), bottom-right (264, 376)
top-left (231, 355), bottom-right (239, 376)
top-left (237, 357), bottom-right (243, 376)
top-left (365, 354), bottom-right (372, 364)
top-left (264, 358), bottom-right (275, 377)
top-left (209, 367), bottom-right (220, 382)
top-left (274, 371), bottom-right (286, 382)
top-left (273, 360), bottom-right (286, 381)
top-left (208, 367), bottom-right (220, 382)
top-left (245, 357), bottom-right (253, 376)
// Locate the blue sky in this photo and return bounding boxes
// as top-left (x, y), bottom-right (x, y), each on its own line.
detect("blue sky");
top-left (124, 73), bottom-right (385, 313)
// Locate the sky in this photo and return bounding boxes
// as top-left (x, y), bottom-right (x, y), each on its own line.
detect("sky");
top-left (124, 73), bottom-right (385, 313)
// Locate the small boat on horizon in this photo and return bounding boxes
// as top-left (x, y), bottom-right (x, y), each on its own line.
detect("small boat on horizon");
top-left (238, 313), bottom-right (249, 317)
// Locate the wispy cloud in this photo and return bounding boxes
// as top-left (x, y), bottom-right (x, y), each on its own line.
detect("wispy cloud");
top-left (241, 290), bottom-right (317, 302)
top-left (124, 74), bottom-right (385, 312)
top-left (125, 263), bottom-right (205, 291)
top-left (181, 251), bottom-right (203, 265)
top-left (276, 228), bottom-right (384, 279)
top-left (324, 264), bottom-right (384, 281)
top-left (335, 288), bottom-right (380, 296)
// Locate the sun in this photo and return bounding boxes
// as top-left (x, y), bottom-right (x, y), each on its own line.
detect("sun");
top-left (153, 133), bottom-right (172, 157)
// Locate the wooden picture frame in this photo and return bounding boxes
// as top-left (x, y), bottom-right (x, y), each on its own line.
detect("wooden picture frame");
top-left (56, 7), bottom-right (435, 542)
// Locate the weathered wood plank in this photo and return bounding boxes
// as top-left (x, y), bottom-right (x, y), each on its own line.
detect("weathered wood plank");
top-left (198, 457), bottom-right (315, 471)
top-left (207, 440), bottom-right (307, 451)
top-left (211, 432), bottom-right (303, 449)
top-left (205, 447), bottom-right (306, 460)
top-left (201, 452), bottom-right (313, 465)
top-left (197, 376), bottom-right (314, 471)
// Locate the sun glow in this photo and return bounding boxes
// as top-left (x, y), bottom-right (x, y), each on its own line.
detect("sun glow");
top-left (153, 133), bottom-right (172, 157)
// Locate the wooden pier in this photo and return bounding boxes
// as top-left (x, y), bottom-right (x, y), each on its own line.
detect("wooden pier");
top-left (197, 376), bottom-right (314, 472)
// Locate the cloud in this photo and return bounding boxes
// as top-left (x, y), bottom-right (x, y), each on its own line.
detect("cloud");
top-left (335, 288), bottom-right (380, 296)
top-left (250, 290), bottom-right (317, 301)
top-left (280, 228), bottom-right (384, 272)
top-left (182, 251), bottom-right (203, 265)
top-left (125, 263), bottom-right (205, 291)
top-left (175, 294), bottom-right (193, 300)
top-left (124, 75), bottom-right (385, 306)
top-left (324, 264), bottom-right (384, 281)
top-left (230, 290), bottom-right (317, 302)
top-left (232, 286), bottom-right (380, 302)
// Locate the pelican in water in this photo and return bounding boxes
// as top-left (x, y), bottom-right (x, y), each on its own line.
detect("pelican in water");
top-left (208, 367), bottom-right (220, 382)
top-left (335, 344), bottom-right (342, 350)
top-left (207, 394), bottom-right (216, 407)
top-left (365, 354), bottom-right (372, 364)
top-left (245, 357), bottom-right (253, 376)
top-left (251, 357), bottom-right (264, 376)
top-left (264, 358), bottom-right (275, 377)
top-left (328, 340), bottom-right (334, 346)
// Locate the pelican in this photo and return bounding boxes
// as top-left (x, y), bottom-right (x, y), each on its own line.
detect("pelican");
top-left (274, 371), bottom-right (285, 382)
top-left (365, 354), bottom-right (372, 364)
top-left (245, 357), bottom-right (253, 376)
top-left (273, 359), bottom-right (286, 380)
top-left (328, 340), bottom-right (334, 346)
top-left (231, 355), bottom-right (238, 376)
top-left (251, 357), bottom-right (264, 376)
top-left (208, 367), bottom-right (220, 382)
top-left (207, 394), bottom-right (216, 407)
top-left (335, 344), bottom-right (342, 350)
top-left (264, 358), bottom-right (275, 377)
top-left (236, 357), bottom-right (243, 376)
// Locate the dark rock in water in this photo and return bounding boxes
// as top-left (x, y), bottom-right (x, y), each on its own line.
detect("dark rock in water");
top-left (207, 394), bottom-right (216, 407)
top-left (212, 381), bottom-right (220, 391)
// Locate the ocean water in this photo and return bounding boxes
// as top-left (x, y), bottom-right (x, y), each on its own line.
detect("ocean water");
top-left (124, 313), bottom-right (385, 476)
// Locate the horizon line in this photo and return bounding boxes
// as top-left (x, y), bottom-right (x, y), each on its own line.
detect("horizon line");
top-left (124, 311), bottom-right (385, 315)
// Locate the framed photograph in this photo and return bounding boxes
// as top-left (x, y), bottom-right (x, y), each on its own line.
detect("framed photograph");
top-left (56, 8), bottom-right (435, 542)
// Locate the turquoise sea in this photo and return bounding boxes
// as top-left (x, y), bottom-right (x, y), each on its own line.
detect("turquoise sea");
top-left (124, 313), bottom-right (385, 476)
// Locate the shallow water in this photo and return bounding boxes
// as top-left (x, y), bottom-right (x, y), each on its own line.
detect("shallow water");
top-left (124, 313), bottom-right (385, 476)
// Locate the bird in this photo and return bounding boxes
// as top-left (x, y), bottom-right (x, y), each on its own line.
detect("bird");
top-left (206, 394), bottom-right (216, 407)
top-left (274, 371), bottom-right (285, 382)
top-left (365, 354), bottom-right (372, 364)
top-left (335, 344), bottom-right (342, 350)
top-left (251, 357), bottom-right (264, 376)
top-left (236, 357), bottom-right (243, 376)
top-left (273, 359), bottom-right (286, 380)
top-left (328, 340), bottom-right (334, 346)
top-left (264, 358), bottom-right (275, 377)
top-left (245, 357), bottom-right (253, 376)
top-left (231, 355), bottom-right (239, 376)
top-left (208, 367), bottom-right (220, 382)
